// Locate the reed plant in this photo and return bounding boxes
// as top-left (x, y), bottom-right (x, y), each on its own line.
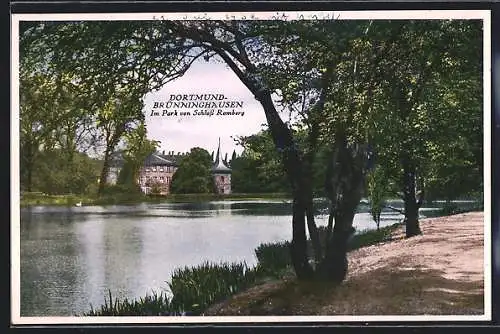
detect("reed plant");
top-left (84, 290), bottom-right (175, 316)
top-left (84, 261), bottom-right (263, 316)
top-left (168, 261), bottom-right (261, 314)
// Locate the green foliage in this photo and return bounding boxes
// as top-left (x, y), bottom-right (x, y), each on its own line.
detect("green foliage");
top-left (85, 261), bottom-right (264, 316)
top-left (348, 224), bottom-right (399, 251)
top-left (364, 20), bottom-right (483, 205)
top-left (118, 123), bottom-right (159, 187)
top-left (254, 241), bottom-right (292, 277)
top-left (438, 201), bottom-right (484, 216)
top-left (168, 262), bottom-right (261, 315)
top-left (100, 183), bottom-right (142, 196)
top-left (20, 193), bottom-right (92, 206)
top-left (170, 148), bottom-right (215, 194)
top-left (254, 223), bottom-right (401, 275)
top-left (96, 184), bottom-right (146, 204)
top-left (232, 130), bottom-right (290, 193)
top-left (29, 149), bottom-right (99, 195)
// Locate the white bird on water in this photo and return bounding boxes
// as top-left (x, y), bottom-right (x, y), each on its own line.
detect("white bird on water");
top-left (75, 201), bottom-right (82, 207)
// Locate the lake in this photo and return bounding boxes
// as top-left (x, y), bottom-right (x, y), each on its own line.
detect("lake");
top-left (18, 199), bottom-right (478, 316)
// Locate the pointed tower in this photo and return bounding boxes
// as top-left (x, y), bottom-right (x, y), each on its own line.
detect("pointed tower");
top-left (214, 138), bottom-right (220, 166)
top-left (212, 137), bottom-right (232, 194)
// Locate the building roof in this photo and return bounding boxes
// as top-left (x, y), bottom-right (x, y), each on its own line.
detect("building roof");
top-left (158, 154), bottom-right (183, 165)
top-left (143, 153), bottom-right (177, 167)
top-left (211, 138), bottom-right (232, 174)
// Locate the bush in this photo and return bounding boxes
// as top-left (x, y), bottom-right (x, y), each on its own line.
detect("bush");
top-left (95, 184), bottom-right (146, 204)
top-left (438, 201), bottom-right (483, 216)
top-left (348, 225), bottom-right (397, 251)
top-left (440, 202), bottom-right (460, 216)
top-left (100, 184), bottom-right (142, 196)
top-left (254, 241), bottom-right (291, 277)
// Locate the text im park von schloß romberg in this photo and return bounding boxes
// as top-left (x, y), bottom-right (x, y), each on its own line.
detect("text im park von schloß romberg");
top-left (150, 94), bottom-right (246, 117)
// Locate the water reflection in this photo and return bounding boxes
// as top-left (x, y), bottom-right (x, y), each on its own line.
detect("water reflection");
top-left (19, 199), bottom-right (479, 316)
top-left (21, 211), bottom-right (83, 316)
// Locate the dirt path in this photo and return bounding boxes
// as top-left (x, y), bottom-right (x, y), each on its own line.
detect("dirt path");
top-left (205, 211), bottom-right (485, 316)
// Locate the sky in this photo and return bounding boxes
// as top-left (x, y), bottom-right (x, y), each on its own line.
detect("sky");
top-left (143, 59), bottom-right (269, 156)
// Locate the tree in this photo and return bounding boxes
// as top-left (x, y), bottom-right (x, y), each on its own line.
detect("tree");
top-left (232, 130), bottom-right (290, 193)
top-left (249, 20), bottom-right (379, 280)
top-left (21, 21), bottom-right (201, 195)
top-left (19, 23), bottom-right (104, 192)
top-left (95, 91), bottom-right (146, 195)
top-left (365, 20), bottom-right (483, 237)
top-left (117, 122), bottom-right (159, 187)
top-left (31, 149), bottom-right (99, 195)
top-left (231, 150), bottom-right (237, 164)
top-left (367, 165), bottom-right (389, 231)
top-left (170, 148), bottom-right (215, 194)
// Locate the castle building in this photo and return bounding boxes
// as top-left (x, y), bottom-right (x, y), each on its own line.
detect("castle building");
top-left (212, 138), bottom-right (232, 195)
top-left (108, 139), bottom-right (232, 195)
top-left (138, 153), bottom-right (179, 195)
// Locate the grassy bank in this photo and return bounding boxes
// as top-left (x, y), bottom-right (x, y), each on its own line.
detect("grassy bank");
top-left (84, 223), bottom-right (399, 316)
top-left (20, 192), bottom-right (152, 207)
top-left (20, 192), bottom-right (291, 207)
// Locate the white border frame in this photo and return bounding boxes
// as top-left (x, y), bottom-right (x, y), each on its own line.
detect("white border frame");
top-left (11, 10), bottom-right (492, 325)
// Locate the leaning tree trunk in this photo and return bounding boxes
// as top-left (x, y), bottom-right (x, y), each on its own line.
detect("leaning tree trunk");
top-left (258, 92), bottom-right (314, 280)
top-left (401, 154), bottom-right (422, 238)
top-left (317, 134), bottom-right (368, 283)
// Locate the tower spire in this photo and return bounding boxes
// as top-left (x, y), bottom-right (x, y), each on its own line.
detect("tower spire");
top-left (215, 137), bottom-right (221, 165)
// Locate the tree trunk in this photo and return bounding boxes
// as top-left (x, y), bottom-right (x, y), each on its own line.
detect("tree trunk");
top-left (401, 155), bottom-right (422, 237)
top-left (257, 91), bottom-right (315, 279)
top-left (317, 135), bottom-right (366, 283)
top-left (98, 148), bottom-right (111, 195)
top-left (302, 170), bottom-right (322, 264)
top-left (290, 197), bottom-right (314, 280)
top-left (305, 198), bottom-right (322, 264)
top-left (320, 210), bottom-right (356, 283)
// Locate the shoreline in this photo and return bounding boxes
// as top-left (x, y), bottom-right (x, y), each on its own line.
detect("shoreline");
top-left (19, 192), bottom-right (292, 207)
